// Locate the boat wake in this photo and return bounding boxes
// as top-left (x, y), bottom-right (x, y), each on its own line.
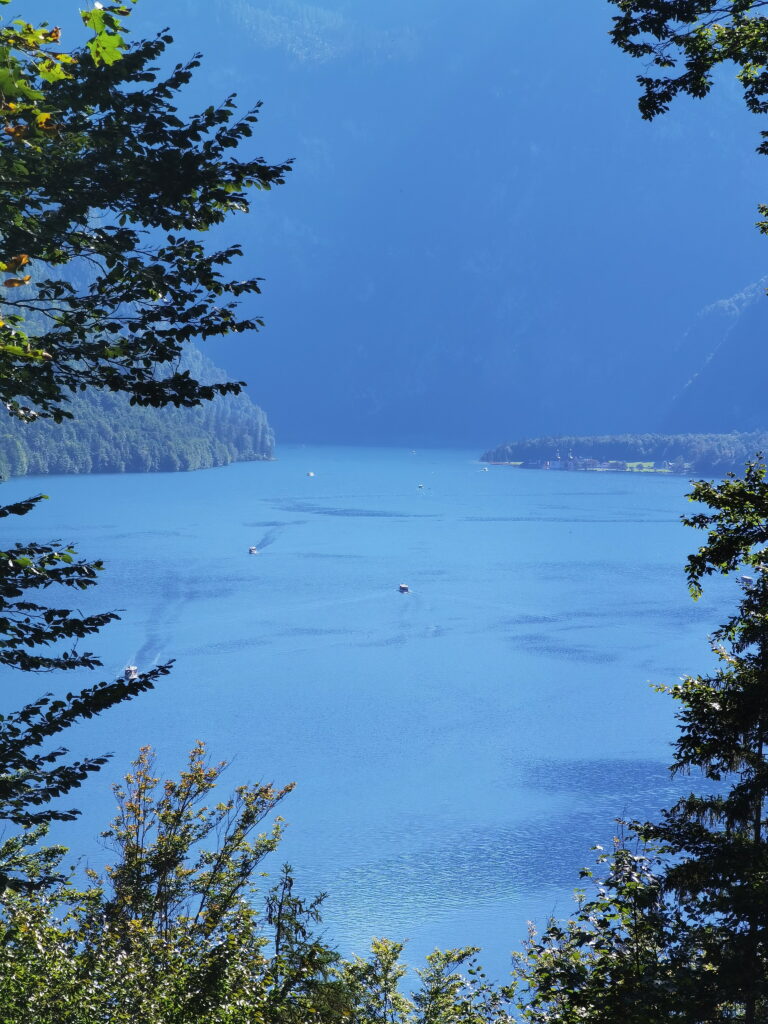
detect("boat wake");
top-left (252, 527), bottom-right (280, 552)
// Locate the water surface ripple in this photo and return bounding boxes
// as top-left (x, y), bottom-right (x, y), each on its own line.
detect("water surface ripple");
top-left (2, 446), bottom-right (730, 978)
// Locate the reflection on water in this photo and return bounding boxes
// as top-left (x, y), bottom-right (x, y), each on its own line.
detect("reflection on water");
top-left (303, 756), bottom-right (694, 962)
top-left (2, 446), bottom-right (730, 977)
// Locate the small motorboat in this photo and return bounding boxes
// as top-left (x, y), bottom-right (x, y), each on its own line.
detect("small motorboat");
top-left (307, 471), bottom-right (315, 477)
top-left (399, 583), bottom-right (410, 593)
top-left (249, 546), bottom-right (259, 555)
top-left (124, 665), bottom-right (139, 682)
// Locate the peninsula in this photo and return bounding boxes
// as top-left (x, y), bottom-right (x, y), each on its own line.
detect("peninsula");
top-left (481, 432), bottom-right (768, 476)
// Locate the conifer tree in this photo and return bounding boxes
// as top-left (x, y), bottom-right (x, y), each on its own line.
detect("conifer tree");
top-left (633, 459), bottom-right (768, 1022)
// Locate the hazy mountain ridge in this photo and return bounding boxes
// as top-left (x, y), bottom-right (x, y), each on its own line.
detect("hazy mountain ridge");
top-left (663, 278), bottom-right (768, 432)
top-left (0, 347), bottom-right (274, 479)
top-left (31, 0), bottom-right (768, 446)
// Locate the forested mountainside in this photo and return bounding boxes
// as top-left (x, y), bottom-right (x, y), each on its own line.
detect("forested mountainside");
top-left (0, 348), bottom-right (274, 478)
top-left (481, 433), bottom-right (768, 474)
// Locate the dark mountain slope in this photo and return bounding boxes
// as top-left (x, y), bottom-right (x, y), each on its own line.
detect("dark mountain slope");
top-left (0, 348), bottom-right (274, 479)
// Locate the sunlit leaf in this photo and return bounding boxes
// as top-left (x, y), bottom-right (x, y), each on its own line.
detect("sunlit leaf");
top-left (86, 31), bottom-right (123, 66)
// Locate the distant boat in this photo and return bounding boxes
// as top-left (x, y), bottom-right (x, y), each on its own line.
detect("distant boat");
top-left (307, 471), bottom-right (315, 477)
top-left (399, 583), bottom-right (410, 593)
top-left (124, 665), bottom-right (139, 682)
top-left (418, 483), bottom-right (424, 489)
top-left (481, 466), bottom-right (489, 472)
top-left (249, 546), bottom-right (259, 555)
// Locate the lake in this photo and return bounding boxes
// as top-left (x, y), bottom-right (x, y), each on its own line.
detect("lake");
top-left (1, 446), bottom-right (730, 979)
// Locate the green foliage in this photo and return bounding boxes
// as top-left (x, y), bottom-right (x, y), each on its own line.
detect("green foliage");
top-left (81, 1), bottom-right (137, 67)
top-left (100, 743), bottom-right (294, 935)
top-left (0, 2), bottom-right (289, 422)
top-left (413, 947), bottom-right (510, 1024)
top-left (609, 1), bottom-right (768, 119)
top-left (630, 459), bottom-right (768, 1021)
top-left (0, 448), bottom-right (183, 892)
top-left (339, 940), bottom-right (515, 1024)
top-left (0, 492), bottom-right (117, 671)
top-left (496, 458), bottom-right (768, 1022)
top-left (0, 746), bottom-right (517, 1023)
top-left (0, 744), bottom-right (295, 1022)
top-left (682, 456), bottom-right (768, 595)
top-left (609, 1), bottom-right (768, 233)
top-left (263, 865), bottom-right (348, 1023)
top-left (510, 841), bottom-right (697, 1024)
top-left (0, 487), bottom-right (173, 889)
top-left (0, 1), bottom-right (284, 892)
top-left (0, 668), bottom-right (171, 891)
top-left (343, 938), bottom-right (416, 1023)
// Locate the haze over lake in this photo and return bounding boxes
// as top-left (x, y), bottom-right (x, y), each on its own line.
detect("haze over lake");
top-left (6, 446), bottom-right (728, 977)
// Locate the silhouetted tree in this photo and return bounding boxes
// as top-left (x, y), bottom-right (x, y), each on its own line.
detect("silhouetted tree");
top-left (0, 0), bottom-right (288, 886)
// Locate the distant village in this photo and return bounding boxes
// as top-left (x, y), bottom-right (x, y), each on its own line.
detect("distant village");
top-left (480, 433), bottom-right (765, 476)
top-left (492, 449), bottom-right (681, 473)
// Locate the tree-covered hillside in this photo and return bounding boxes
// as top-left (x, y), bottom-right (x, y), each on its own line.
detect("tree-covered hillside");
top-left (0, 347), bottom-right (274, 478)
top-left (481, 433), bottom-right (768, 475)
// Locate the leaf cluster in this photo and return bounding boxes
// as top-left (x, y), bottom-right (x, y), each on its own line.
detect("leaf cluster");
top-left (610, 1), bottom-right (768, 116)
top-left (0, 747), bottom-right (518, 1023)
top-left (682, 456), bottom-right (768, 596)
top-left (609, 1), bottom-right (768, 232)
top-left (0, 5), bottom-right (290, 421)
top-left (0, 490), bottom-right (173, 890)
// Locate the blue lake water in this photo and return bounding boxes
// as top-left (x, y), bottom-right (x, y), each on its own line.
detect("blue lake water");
top-left (2, 446), bottom-right (731, 978)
